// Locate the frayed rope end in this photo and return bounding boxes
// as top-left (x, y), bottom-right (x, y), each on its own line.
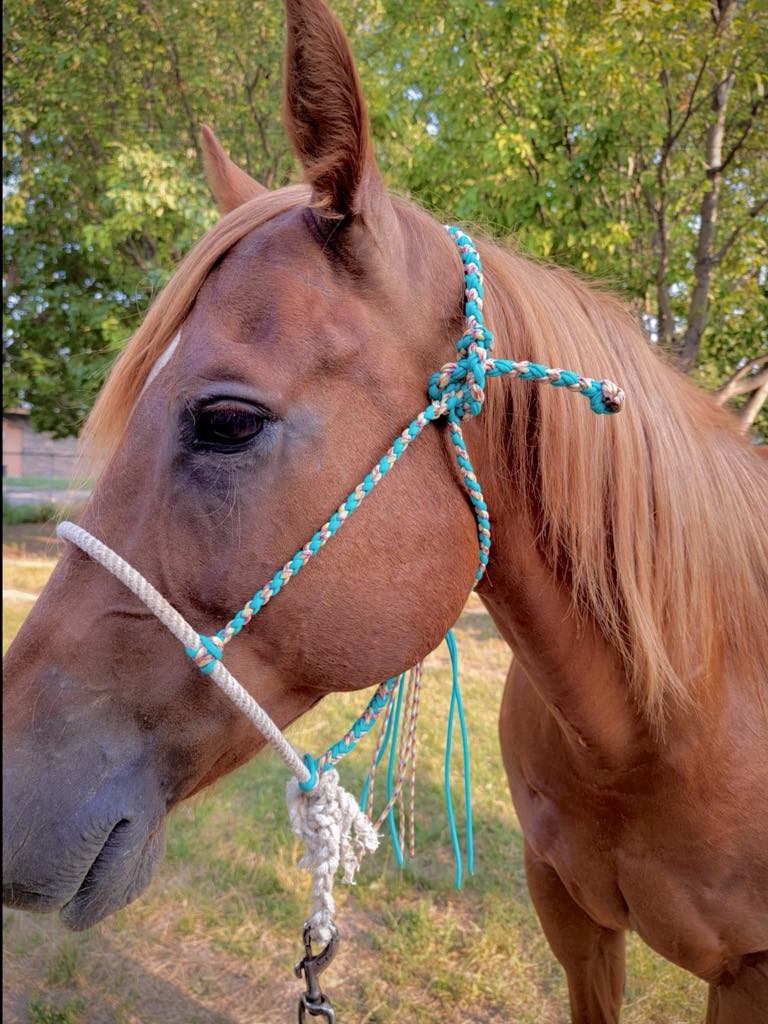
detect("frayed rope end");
top-left (286, 768), bottom-right (379, 944)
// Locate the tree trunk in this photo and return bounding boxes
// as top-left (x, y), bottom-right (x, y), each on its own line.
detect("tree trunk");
top-left (655, 208), bottom-right (676, 347)
top-left (678, 0), bottom-right (738, 370)
top-left (739, 376), bottom-right (768, 434)
top-left (678, 68), bottom-right (735, 370)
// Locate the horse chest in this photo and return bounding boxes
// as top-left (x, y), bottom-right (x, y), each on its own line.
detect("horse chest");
top-left (500, 662), bottom-right (768, 974)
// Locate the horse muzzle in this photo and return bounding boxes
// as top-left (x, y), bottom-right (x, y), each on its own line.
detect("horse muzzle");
top-left (2, 750), bottom-right (168, 929)
top-left (2, 664), bottom-right (168, 930)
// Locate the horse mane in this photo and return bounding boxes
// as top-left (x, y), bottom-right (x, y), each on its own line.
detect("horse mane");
top-left (476, 238), bottom-right (768, 725)
top-left (84, 187), bottom-right (768, 727)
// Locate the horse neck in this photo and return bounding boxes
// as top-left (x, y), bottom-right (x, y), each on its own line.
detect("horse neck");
top-left (467, 377), bottom-right (768, 766)
top-left (473, 456), bottom-right (652, 764)
top-left (461, 243), bottom-right (768, 761)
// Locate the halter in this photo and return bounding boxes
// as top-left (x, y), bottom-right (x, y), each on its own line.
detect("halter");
top-left (57, 226), bottom-right (623, 992)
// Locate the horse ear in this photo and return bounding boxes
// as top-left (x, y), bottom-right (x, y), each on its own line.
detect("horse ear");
top-left (200, 124), bottom-right (268, 213)
top-left (282, 0), bottom-right (385, 223)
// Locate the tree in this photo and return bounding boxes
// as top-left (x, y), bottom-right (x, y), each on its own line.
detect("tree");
top-left (355, 0), bottom-right (767, 435)
top-left (4, 0), bottom-right (767, 438)
top-left (3, 0), bottom-right (293, 436)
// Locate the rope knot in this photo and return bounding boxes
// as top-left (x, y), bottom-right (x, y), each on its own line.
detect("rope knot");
top-left (287, 769), bottom-right (379, 944)
top-left (599, 379), bottom-right (626, 414)
top-left (185, 633), bottom-right (224, 674)
top-left (427, 225), bottom-right (496, 422)
top-left (429, 337), bottom-right (493, 421)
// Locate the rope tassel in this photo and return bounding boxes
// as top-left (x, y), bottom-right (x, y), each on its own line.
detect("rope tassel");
top-left (286, 770), bottom-right (379, 945)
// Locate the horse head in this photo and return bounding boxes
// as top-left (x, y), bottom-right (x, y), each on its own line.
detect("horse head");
top-left (2, 0), bottom-right (481, 930)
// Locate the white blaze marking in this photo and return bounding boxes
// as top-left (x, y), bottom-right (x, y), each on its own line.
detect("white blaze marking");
top-left (139, 332), bottom-right (180, 399)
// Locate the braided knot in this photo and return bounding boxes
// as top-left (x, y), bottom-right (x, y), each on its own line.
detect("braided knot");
top-left (428, 335), bottom-right (494, 420)
top-left (430, 225), bottom-right (494, 421)
top-left (185, 633), bottom-right (224, 674)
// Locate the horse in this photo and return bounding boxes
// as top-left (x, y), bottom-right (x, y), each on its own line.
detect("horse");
top-left (4, 1), bottom-right (767, 1020)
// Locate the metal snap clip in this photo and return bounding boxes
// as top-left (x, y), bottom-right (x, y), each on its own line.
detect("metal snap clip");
top-left (294, 922), bottom-right (339, 1023)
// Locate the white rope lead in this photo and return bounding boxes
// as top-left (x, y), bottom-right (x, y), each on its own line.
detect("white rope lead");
top-left (57, 520), bottom-right (309, 780)
top-left (56, 520), bottom-right (378, 941)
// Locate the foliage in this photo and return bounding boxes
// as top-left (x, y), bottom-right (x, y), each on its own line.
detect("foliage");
top-left (358, 0), bottom-right (767, 434)
top-left (2, 498), bottom-right (57, 524)
top-left (4, 0), bottom-right (767, 437)
top-left (3, 0), bottom-right (291, 437)
top-left (26, 996), bottom-right (85, 1024)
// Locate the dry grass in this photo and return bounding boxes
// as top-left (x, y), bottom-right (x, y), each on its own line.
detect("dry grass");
top-left (2, 554), bottom-right (706, 1023)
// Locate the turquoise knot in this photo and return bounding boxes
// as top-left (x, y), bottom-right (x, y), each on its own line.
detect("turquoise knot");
top-left (428, 226), bottom-right (495, 423)
top-left (298, 753), bottom-right (318, 791)
top-left (184, 633), bottom-right (224, 675)
top-left (428, 341), bottom-right (491, 421)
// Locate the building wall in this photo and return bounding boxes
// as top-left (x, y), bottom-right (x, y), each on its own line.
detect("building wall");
top-left (2, 414), bottom-right (79, 480)
top-left (2, 418), bottom-right (25, 476)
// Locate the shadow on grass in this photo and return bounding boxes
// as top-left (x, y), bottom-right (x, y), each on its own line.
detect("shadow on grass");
top-left (2, 915), bottom-right (294, 1024)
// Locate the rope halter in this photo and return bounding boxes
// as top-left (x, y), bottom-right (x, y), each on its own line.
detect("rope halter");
top-left (430, 226), bottom-right (624, 421)
top-left (56, 225), bottom-right (624, 947)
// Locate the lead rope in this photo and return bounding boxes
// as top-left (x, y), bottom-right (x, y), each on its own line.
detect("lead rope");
top-left (56, 518), bottom-right (378, 949)
top-left (56, 226), bottom-right (624, 1014)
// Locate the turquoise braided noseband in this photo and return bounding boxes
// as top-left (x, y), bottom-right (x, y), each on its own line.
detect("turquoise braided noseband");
top-left (180, 226), bottom-right (624, 882)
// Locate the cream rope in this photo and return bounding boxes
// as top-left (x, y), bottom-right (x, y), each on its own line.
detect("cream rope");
top-left (56, 520), bottom-right (376, 942)
top-left (57, 521), bottom-right (308, 779)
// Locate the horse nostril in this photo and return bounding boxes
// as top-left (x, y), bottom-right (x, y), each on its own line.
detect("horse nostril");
top-left (88, 819), bottom-right (131, 873)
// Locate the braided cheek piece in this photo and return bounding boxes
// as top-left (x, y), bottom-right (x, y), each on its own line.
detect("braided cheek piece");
top-left (185, 403), bottom-right (443, 672)
top-left (185, 224), bottom-right (623, 686)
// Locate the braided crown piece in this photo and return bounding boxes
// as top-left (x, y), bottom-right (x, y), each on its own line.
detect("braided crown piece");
top-left (429, 226), bottom-right (625, 421)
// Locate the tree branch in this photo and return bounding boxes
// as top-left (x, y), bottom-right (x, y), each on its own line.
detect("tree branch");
top-left (739, 375), bottom-right (768, 433)
top-left (138, 0), bottom-right (200, 161)
top-left (711, 94), bottom-right (767, 176)
top-left (713, 196), bottom-right (768, 264)
top-left (668, 52), bottom-right (711, 148)
top-left (715, 356), bottom-right (768, 405)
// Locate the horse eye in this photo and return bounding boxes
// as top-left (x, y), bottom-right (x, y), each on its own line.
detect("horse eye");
top-left (193, 400), bottom-right (265, 450)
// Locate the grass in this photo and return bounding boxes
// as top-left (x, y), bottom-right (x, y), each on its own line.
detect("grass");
top-left (2, 499), bottom-right (58, 525)
top-left (26, 997), bottom-right (85, 1024)
top-left (4, 557), bottom-right (59, 594)
top-left (2, 555), bottom-right (707, 1024)
top-left (3, 476), bottom-right (74, 491)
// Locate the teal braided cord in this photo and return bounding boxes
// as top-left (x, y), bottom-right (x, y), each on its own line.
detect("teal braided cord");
top-left (385, 678), bottom-right (406, 866)
top-left (315, 676), bottom-right (399, 774)
top-left (447, 417), bottom-right (490, 579)
top-left (429, 226), bottom-right (624, 419)
top-left (444, 629), bottom-right (474, 889)
top-left (186, 402), bottom-right (442, 671)
top-left (187, 224), bottom-right (624, 673)
top-left (360, 675), bottom-right (402, 812)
